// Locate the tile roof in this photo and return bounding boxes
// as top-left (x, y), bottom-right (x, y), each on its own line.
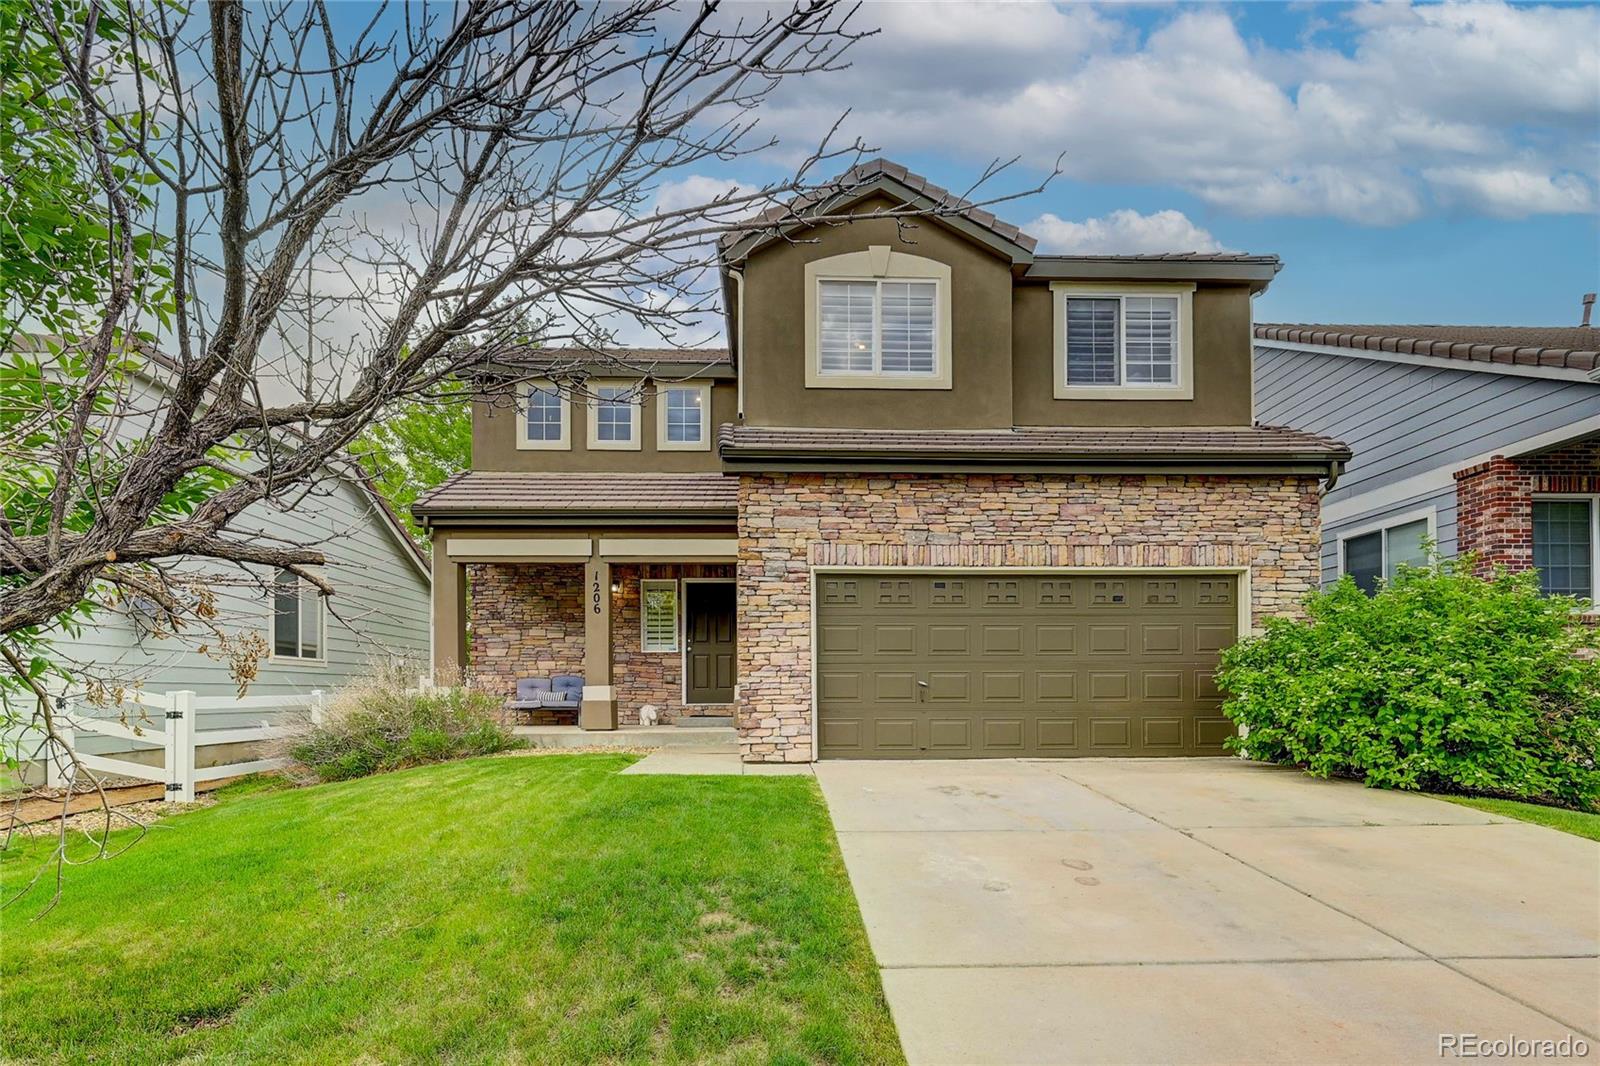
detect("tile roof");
top-left (718, 424), bottom-right (1350, 463)
top-left (474, 346), bottom-right (732, 370)
top-left (720, 157), bottom-right (1037, 258)
top-left (1256, 324), bottom-right (1600, 373)
top-left (1037, 252), bottom-right (1280, 265)
top-left (413, 472), bottom-right (737, 516)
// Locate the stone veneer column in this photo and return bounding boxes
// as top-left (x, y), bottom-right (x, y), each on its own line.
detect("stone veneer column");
top-left (735, 472), bottom-right (1323, 763)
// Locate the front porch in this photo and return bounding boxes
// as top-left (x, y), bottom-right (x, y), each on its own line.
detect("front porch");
top-left (430, 531), bottom-right (739, 730)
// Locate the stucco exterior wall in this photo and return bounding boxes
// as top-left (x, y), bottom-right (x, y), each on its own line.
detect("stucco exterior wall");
top-left (735, 472), bottom-right (1323, 762)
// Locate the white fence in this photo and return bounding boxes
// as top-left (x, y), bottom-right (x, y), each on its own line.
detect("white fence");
top-left (46, 689), bottom-right (325, 803)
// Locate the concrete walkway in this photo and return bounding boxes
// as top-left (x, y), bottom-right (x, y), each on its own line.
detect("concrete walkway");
top-left (619, 748), bottom-right (812, 775)
top-left (815, 758), bottom-right (1600, 1065)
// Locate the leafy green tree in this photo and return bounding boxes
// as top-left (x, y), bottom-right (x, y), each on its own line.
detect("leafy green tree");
top-left (351, 388), bottom-right (472, 546)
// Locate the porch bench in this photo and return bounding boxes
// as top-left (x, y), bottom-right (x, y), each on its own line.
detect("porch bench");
top-left (505, 675), bottom-right (584, 720)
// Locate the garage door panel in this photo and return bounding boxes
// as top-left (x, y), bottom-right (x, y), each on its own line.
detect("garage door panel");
top-left (817, 573), bottom-right (1238, 759)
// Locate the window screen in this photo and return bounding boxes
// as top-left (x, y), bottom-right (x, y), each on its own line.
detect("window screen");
top-left (272, 568), bottom-right (324, 659)
top-left (1065, 297), bottom-right (1120, 385)
top-left (663, 387), bottom-right (703, 444)
top-left (1122, 296), bottom-right (1178, 384)
top-left (1344, 531), bottom-right (1383, 595)
top-left (879, 281), bottom-right (937, 373)
top-left (594, 385), bottom-right (634, 442)
top-left (1533, 499), bottom-right (1594, 598)
top-left (1384, 519), bottom-right (1429, 576)
top-left (818, 280), bottom-right (876, 373)
top-left (525, 386), bottom-right (563, 441)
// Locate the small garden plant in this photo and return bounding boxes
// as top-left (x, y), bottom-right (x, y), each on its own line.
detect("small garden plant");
top-left (1219, 554), bottom-right (1600, 810)
top-left (291, 666), bottom-right (521, 781)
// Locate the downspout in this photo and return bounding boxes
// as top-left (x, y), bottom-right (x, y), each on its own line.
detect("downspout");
top-left (731, 268), bottom-right (746, 420)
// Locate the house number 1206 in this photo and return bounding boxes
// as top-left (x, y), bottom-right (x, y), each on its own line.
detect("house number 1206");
top-left (591, 576), bottom-right (603, 614)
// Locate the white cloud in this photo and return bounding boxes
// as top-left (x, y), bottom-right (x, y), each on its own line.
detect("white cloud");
top-left (754, 1), bottom-right (1599, 225)
top-left (1422, 166), bottom-right (1596, 219)
top-left (1027, 209), bottom-right (1230, 255)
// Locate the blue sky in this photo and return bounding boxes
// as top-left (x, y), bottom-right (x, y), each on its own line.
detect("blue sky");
top-left (678, 1), bottom-right (1599, 328)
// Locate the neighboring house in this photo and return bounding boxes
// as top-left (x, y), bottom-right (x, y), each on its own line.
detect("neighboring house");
top-left (414, 159), bottom-right (1350, 764)
top-left (1254, 324), bottom-right (1600, 600)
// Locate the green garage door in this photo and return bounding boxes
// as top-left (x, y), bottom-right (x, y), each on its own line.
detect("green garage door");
top-left (816, 572), bottom-right (1239, 759)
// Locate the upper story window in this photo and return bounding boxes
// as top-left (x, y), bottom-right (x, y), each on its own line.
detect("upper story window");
top-left (1052, 283), bottom-right (1195, 400)
top-left (804, 246), bottom-right (952, 390)
top-left (271, 568), bottom-right (325, 661)
top-left (587, 381), bottom-right (640, 450)
top-left (818, 279), bottom-right (938, 376)
top-left (515, 379), bottom-right (570, 451)
top-left (1533, 496), bottom-right (1597, 600)
top-left (657, 382), bottom-right (711, 451)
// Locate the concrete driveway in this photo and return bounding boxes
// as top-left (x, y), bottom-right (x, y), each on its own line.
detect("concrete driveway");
top-left (815, 758), bottom-right (1600, 1065)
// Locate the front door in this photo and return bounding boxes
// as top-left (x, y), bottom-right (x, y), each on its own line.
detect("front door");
top-left (684, 582), bottom-right (736, 704)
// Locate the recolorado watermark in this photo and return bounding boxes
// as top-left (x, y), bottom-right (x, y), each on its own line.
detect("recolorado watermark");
top-left (1440, 1034), bottom-right (1590, 1059)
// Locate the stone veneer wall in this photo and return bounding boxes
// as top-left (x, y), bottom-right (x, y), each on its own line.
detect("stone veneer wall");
top-left (467, 561), bottom-right (734, 726)
top-left (611, 563), bottom-right (736, 724)
top-left (1454, 438), bottom-right (1600, 574)
top-left (736, 472), bottom-right (1323, 762)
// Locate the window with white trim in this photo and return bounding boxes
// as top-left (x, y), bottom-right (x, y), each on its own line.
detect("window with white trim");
top-left (818, 278), bottom-right (938, 376)
top-left (586, 381), bottom-right (640, 449)
top-left (1343, 518), bottom-right (1429, 594)
top-left (271, 568), bottom-right (325, 660)
top-left (657, 384), bottom-right (709, 450)
top-left (1533, 497), bottom-right (1597, 599)
top-left (1065, 294), bottom-right (1179, 386)
top-left (516, 380), bottom-right (569, 450)
top-left (641, 579), bottom-right (679, 652)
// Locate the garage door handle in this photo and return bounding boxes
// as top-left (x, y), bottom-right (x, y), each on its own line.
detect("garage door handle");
top-left (917, 680), bottom-right (929, 702)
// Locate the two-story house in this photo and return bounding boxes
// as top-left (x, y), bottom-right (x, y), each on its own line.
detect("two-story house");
top-left (414, 160), bottom-right (1350, 763)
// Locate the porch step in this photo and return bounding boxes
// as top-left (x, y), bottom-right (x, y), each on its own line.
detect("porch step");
top-left (512, 725), bottom-right (736, 752)
top-left (673, 716), bottom-right (734, 728)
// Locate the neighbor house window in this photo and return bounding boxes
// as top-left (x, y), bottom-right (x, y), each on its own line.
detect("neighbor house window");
top-left (586, 381), bottom-right (640, 450)
top-left (1533, 497), bottom-right (1596, 599)
top-left (818, 279), bottom-right (938, 376)
top-left (515, 380), bottom-right (570, 450)
top-left (641, 580), bottom-right (679, 652)
top-left (1053, 284), bottom-right (1194, 400)
top-left (656, 383), bottom-right (711, 451)
top-left (804, 247), bottom-right (952, 389)
top-left (1342, 516), bottom-right (1430, 594)
top-left (271, 569), bottom-right (325, 660)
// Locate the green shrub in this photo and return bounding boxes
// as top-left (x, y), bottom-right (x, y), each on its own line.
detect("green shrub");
top-left (1219, 555), bottom-right (1600, 809)
top-left (291, 673), bottom-right (521, 782)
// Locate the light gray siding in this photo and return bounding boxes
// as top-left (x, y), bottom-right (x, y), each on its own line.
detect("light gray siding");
top-left (1255, 344), bottom-right (1600, 584)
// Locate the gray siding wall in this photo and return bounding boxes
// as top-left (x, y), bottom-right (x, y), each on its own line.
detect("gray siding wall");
top-left (1255, 345), bottom-right (1600, 584)
top-left (38, 474), bottom-right (431, 752)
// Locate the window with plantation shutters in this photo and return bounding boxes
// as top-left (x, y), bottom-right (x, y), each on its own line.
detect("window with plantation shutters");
top-left (641, 580), bottom-right (679, 652)
top-left (817, 278), bottom-right (938, 377)
top-left (1056, 285), bottom-right (1192, 399)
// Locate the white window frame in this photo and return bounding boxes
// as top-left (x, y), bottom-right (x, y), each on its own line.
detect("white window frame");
top-left (1051, 282), bottom-right (1195, 400)
top-left (515, 379), bottom-right (571, 451)
top-left (804, 246), bottom-right (953, 390)
top-left (655, 382), bottom-right (712, 452)
top-left (585, 379), bottom-right (642, 451)
top-left (267, 568), bottom-right (327, 664)
top-left (1531, 493), bottom-right (1600, 600)
top-left (640, 578), bottom-right (680, 653)
top-left (1336, 508), bottom-right (1437, 589)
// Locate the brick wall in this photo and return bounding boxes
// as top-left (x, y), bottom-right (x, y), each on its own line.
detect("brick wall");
top-left (467, 561), bottom-right (734, 726)
top-left (736, 472), bottom-right (1323, 762)
top-left (1454, 438), bottom-right (1600, 574)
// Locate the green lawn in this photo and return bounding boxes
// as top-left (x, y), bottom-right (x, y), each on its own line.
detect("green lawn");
top-left (1433, 794), bottom-right (1600, 842)
top-left (1, 754), bottom-right (903, 1065)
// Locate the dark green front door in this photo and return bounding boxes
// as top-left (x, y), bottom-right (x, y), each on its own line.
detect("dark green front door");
top-left (816, 572), bottom-right (1239, 759)
top-left (685, 582), bottom-right (736, 704)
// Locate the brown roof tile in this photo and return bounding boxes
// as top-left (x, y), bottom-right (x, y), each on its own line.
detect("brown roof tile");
top-left (474, 346), bottom-right (731, 371)
top-left (718, 424), bottom-right (1350, 463)
top-left (414, 472), bottom-right (737, 516)
top-left (1255, 323), bottom-right (1600, 373)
